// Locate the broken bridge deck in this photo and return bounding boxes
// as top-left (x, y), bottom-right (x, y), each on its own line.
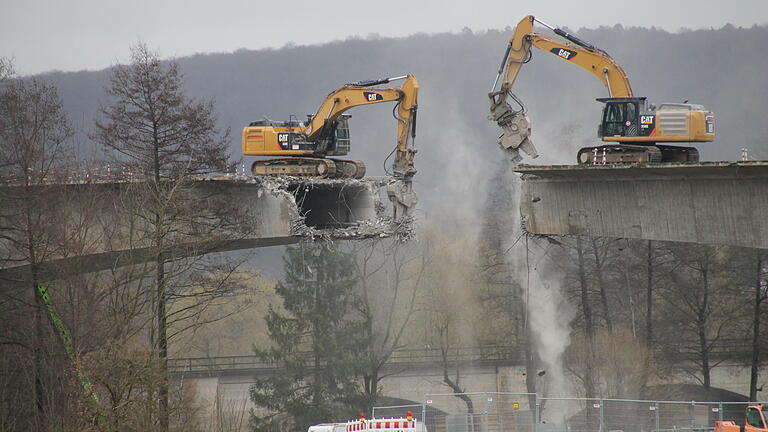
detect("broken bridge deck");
top-left (0, 175), bottom-right (413, 285)
top-left (515, 161), bottom-right (768, 249)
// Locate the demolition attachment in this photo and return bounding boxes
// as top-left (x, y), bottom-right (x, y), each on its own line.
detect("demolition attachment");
top-left (489, 92), bottom-right (538, 163)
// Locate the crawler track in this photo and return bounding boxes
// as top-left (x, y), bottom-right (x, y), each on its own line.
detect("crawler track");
top-left (577, 145), bottom-right (699, 165)
top-left (251, 158), bottom-right (366, 179)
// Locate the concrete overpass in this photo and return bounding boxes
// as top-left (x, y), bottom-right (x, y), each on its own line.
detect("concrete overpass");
top-left (171, 347), bottom-right (526, 423)
top-left (0, 175), bottom-right (412, 284)
top-left (169, 343), bottom-right (762, 424)
top-left (515, 162), bottom-right (768, 248)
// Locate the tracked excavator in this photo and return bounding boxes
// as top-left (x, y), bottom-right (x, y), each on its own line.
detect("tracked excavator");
top-left (489, 15), bottom-right (715, 164)
top-left (242, 75), bottom-right (418, 180)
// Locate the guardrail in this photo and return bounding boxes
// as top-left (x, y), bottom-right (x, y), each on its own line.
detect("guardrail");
top-left (168, 346), bottom-right (524, 374)
top-left (168, 338), bottom-right (762, 375)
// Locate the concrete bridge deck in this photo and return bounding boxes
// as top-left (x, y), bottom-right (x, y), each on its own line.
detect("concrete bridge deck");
top-left (515, 161), bottom-right (768, 248)
top-left (0, 175), bottom-right (412, 284)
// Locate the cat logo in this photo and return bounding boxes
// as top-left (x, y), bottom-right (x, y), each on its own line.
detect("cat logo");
top-left (640, 115), bottom-right (654, 125)
top-left (277, 133), bottom-right (289, 143)
top-left (363, 92), bottom-right (384, 102)
top-left (550, 47), bottom-right (578, 61)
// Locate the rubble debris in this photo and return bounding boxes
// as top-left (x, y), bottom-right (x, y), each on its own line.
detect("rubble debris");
top-left (239, 175), bottom-right (415, 242)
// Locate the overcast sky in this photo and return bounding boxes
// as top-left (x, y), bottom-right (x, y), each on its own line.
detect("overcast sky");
top-left (2, 0), bottom-right (766, 75)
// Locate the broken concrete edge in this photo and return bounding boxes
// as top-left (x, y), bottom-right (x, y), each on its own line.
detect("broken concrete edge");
top-left (204, 174), bottom-right (416, 242)
top-left (512, 161), bottom-right (768, 180)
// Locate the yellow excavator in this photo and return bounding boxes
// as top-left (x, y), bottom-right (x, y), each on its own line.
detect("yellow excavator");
top-left (489, 15), bottom-right (715, 164)
top-left (242, 75), bottom-right (418, 180)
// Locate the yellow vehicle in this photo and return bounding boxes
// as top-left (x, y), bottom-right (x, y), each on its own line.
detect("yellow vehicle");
top-left (242, 75), bottom-right (419, 179)
top-left (489, 15), bottom-right (715, 164)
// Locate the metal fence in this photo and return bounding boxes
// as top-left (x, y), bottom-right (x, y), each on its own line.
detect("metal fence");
top-left (373, 395), bottom-right (767, 432)
top-left (422, 393), bottom-right (537, 432)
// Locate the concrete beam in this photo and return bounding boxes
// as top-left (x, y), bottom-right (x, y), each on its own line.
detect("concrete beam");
top-left (516, 162), bottom-right (768, 249)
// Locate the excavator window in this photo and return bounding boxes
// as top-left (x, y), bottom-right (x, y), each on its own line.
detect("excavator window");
top-left (602, 101), bottom-right (639, 137)
top-left (603, 103), bottom-right (626, 136)
top-left (333, 117), bottom-right (351, 154)
top-left (746, 408), bottom-right (765, 428)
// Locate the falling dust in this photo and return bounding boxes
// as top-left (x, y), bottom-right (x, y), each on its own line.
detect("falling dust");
top-left (503, 157), bottom-right (575, 408)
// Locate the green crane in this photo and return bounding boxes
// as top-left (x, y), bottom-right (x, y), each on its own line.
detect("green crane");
top-left (37, 284), bottom-right (103, 422)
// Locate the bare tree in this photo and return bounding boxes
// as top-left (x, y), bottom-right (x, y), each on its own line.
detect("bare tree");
top-left (657, 244), bottom-right (744, 388)
top-left (589, 238), bottom-right (616, 330)
top-left (0, 73), bottom-right (75, 430)
top-left (92, 43), bottom-right (238, 431)
top-left (350, 239), bottom-right (427, 409)
top-left (416, 230), bottom-right (484, 414)
top-left (565, 329), bottom-right (655, 399)
top-left (747, 250), bottom-right (767, 401)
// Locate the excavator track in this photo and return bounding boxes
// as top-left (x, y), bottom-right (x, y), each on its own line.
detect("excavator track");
top-left (329, 159), bottom-right (366, 179)
top-left (577, 145), bottom-right (699, 165)
top-left (252, 158), bottom-right (337, 177)
top-left (251, 158), bottom-right (366, 179)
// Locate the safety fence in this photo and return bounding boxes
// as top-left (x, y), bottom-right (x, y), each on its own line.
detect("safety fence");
top-left (372, 393), bottom-right (766, 432)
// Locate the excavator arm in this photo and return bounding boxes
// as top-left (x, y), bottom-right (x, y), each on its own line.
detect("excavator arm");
top-left (306, 75), bottom-right (420, 219)
top-left (305, 76), bottom-right (410, 139)
top-left (489, 15), bottom-right (633, 161)
top-left (387, 75), bottom-right (419, 219)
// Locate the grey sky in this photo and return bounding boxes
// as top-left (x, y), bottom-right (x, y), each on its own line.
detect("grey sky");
top-left (2, 0), bottom-right (766, 75)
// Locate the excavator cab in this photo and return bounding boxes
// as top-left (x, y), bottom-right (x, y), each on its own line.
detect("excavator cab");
top-left (284, 114), bottom-right (352, 156)
top-left (313, 115), bottom-right (352, 156)
top-left (597, 97), bottom-right (649, 138)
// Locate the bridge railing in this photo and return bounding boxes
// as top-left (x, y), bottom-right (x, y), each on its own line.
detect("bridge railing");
top-left (168, 355), bottom-right (280, 373)
top-left (655, 338), bottom-right (764, 362)
top-left (167, 337), bottom-right (761, 375)
top-left (168, 346), bottom-right (523, 374)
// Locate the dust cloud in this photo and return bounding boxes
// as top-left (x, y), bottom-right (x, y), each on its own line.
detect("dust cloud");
top-left (504, 157), bottom-right (575, 402)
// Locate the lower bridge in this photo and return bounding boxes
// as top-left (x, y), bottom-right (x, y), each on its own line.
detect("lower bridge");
top-left (169, 344), bottom-right (760, 424)
top-left (171, 347), bottom-right (525, 416)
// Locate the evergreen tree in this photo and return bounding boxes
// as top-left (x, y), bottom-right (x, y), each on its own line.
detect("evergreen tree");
top-left (250, 242), bottom-right (367, 432)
